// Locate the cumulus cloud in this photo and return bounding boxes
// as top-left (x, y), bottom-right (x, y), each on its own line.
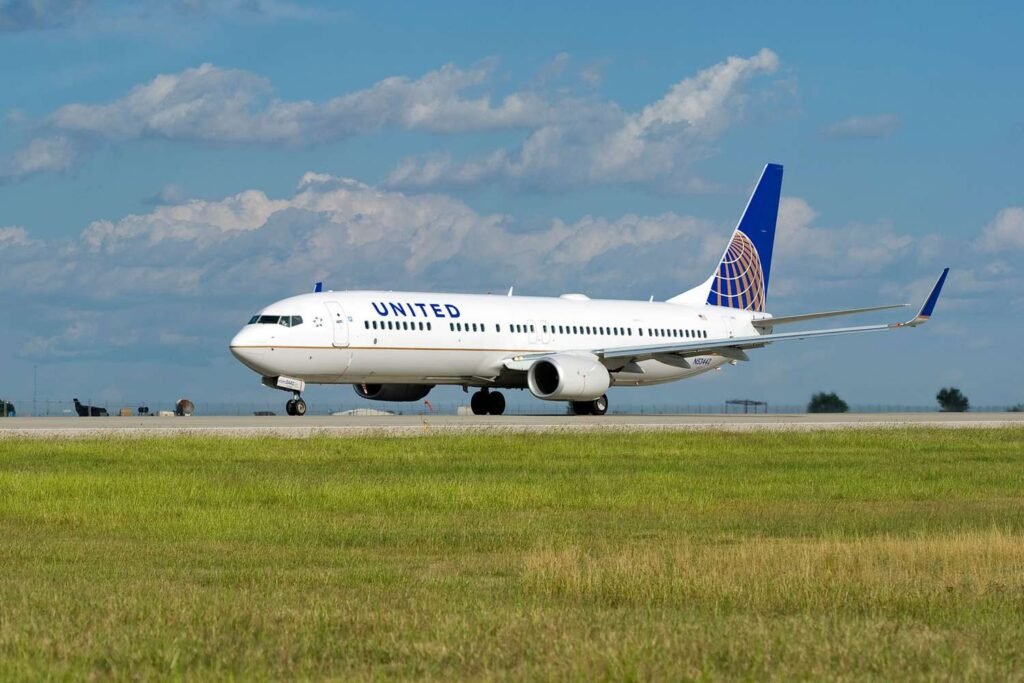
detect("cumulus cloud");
top-left (0, 173), bottom-right (724, 360)
top-left (977, 207), bottom-right (1024, 251)
top-left (822, 114), bottom-right (900, 140)
top-left (43, 61), bottom-right (554, 147)
top-left (0, 0), bottom-right (87, 32)
top-left (1, 171), bottom-right (986, 364)
top-left (2, 136), bottom-right (77, 181)
top-left (0, 225), bottom-right (37, 246)
top-left (386, 48), bottom-right (783, 190)
top-left (5, 51), bottom-right (784, 191)
top-left (775, 196), bottom-right (913, 272)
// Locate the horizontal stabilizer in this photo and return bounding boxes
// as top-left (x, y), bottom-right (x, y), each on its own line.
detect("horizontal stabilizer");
top-left (752, 303), bottom-right (908, 329)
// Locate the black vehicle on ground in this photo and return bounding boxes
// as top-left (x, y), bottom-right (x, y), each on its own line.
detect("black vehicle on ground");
top-left (73, 398), bottom-right (108, 417)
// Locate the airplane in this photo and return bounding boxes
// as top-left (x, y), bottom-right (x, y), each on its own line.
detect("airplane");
top-left (229, 163), bottom-right (948, 416)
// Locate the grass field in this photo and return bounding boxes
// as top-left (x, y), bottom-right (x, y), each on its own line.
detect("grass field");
top-left (1, 428), bottom-right (1023, 680)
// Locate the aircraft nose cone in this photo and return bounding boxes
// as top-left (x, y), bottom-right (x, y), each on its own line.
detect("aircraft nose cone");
top-left (229, 328), bottom-right (266, 371)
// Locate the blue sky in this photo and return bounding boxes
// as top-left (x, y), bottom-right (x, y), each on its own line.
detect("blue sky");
top-left (1, 0), bottom-right (1021, 412)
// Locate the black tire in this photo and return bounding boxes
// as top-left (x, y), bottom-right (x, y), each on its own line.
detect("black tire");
top-left (294, 399), bottom-right (307, 416)
top-left (487, 391), bottom-right (506, 415)
top-left (285, 400), bottom-right (296, 416)
top-left (591, 394), bottom-right (608, 416)
top-left (470, 391), bottom-right (488, 415)
top-left (570, 401), bottom-right (592, 416)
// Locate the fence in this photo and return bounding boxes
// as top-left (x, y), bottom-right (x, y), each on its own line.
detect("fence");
top-left (1, 397), bottom-right (1020, 417)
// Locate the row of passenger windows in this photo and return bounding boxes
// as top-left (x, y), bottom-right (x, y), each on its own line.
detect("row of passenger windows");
top-left (248, 314), bottom-right (303, 327)
top-left (650, 328), bottom-right (708, 339)
top-left (362, 319), bottom-right (708, 339)
top-left (365, 320), bottom-right (434, 331)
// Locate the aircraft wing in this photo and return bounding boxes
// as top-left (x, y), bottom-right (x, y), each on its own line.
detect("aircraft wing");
top-left (597, 268), bottom-right (948, 365)
top-left (751, 303), bottom-right (908, 330)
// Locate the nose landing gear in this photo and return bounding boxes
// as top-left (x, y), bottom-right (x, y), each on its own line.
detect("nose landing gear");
top-left (470, 388), bottom-right (506, 415)
top-left (262, 376), bottom-right (308, 417)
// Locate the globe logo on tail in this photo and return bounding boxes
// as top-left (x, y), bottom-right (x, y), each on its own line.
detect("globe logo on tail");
top-left (707, 230), bottom-right (766, 312)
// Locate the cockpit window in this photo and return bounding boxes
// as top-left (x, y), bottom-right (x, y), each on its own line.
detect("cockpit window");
top-left (248, 314), bottom-right (304, 326)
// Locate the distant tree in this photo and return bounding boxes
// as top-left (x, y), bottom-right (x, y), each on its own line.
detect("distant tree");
top-left (1009, 404), bottom-right (1024, 413)
top-left (807, 392), bottom-right (849, 413)
top-left (936, 387), bottom-right (969, 412)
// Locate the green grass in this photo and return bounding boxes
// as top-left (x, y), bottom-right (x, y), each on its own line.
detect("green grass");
top-left (1, 428), bottom-right (1023, 680)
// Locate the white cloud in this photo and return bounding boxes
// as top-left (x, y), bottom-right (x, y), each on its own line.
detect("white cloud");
top-left (386, 49), bottom-right (783, 190)
top-left (4, 136), bottom-right (76, 179)
top-left (44, 61), bottom-right (554, 147)
top-left (6, 51), bottom-right (784, 191)
top-left (822, 114), bottom-right (900, 140)
top-left (0, 225), bottom-right (36, 246)
top-left (977, 207), bottom-right (1024, 251)
top-left (776, 196), bottom-right (913, 272)
top-left (3, 173), bottom-right (1006, 363)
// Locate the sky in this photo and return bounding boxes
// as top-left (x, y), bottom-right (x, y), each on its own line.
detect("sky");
top-left (1, 0), bottom-right (1022, 413)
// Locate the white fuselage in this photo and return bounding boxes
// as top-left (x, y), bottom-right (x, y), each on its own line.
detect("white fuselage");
top-left (229, 290), bottom-right (762, 388)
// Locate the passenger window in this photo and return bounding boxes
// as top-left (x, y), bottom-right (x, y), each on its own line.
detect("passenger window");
top-left (530, 324), bottom-right (535, 333)
top-left (427, 322), bottom-right (432, 331)
top-left (364, 321), bottom-right (369, 329)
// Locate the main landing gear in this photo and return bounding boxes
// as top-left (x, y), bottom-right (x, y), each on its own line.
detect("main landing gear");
top-left (571, 394), bottom-right (608, 416)
top-left (285, 393), bottom-right (307, 416)
top-left (470, 388), bottom-right (506, 415)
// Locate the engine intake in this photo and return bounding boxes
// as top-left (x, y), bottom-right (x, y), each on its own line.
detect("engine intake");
top-left (527, 354), bottom-right (610, 401)
top-left (354, 383), bottom-right (434, 402)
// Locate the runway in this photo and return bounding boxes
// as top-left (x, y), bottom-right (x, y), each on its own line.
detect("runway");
top-left (1, 412), bottom-right (1021, 439)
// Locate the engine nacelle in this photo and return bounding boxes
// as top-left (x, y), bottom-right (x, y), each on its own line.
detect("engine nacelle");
top-left (527, 354), bottom-right (611, 401)
top-left (354, 383), bottom-right (434, 402)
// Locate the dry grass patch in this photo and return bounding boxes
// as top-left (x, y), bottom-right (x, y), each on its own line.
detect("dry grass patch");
top-left (523, 528), bottom-right (1024, 614)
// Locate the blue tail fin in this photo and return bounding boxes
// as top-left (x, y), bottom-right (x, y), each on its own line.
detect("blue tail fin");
top-left (705, 163), bottom-right (783, 312)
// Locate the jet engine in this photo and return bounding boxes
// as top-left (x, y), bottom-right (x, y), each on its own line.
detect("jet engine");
top-left (353, 383), bottom-right (434, 402)
top-left (527, 354), bottom-right (610, 401)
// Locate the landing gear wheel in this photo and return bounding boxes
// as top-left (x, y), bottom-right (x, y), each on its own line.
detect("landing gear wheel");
top-left (487, 391), bottom-right (506, 415)
top-left (470, 390), bottom-right (489, 415)
top-left (591, 394), bottom-right (608, 416)
top-left (285, 397), bottom-right (307, 416)
top-left (286, 399), bottom-right (296, 416)
top-left (570, 401), bottom-right (592, 416)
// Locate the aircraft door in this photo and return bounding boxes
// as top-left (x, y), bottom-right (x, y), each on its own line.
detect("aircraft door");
top-left (323, 301), bottom-right (350, 347)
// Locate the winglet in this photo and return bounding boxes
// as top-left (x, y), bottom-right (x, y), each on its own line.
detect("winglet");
top-left (314, 281), bottom-right (323, 293)
top-left (899, 268), bottom-right (949, 327)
